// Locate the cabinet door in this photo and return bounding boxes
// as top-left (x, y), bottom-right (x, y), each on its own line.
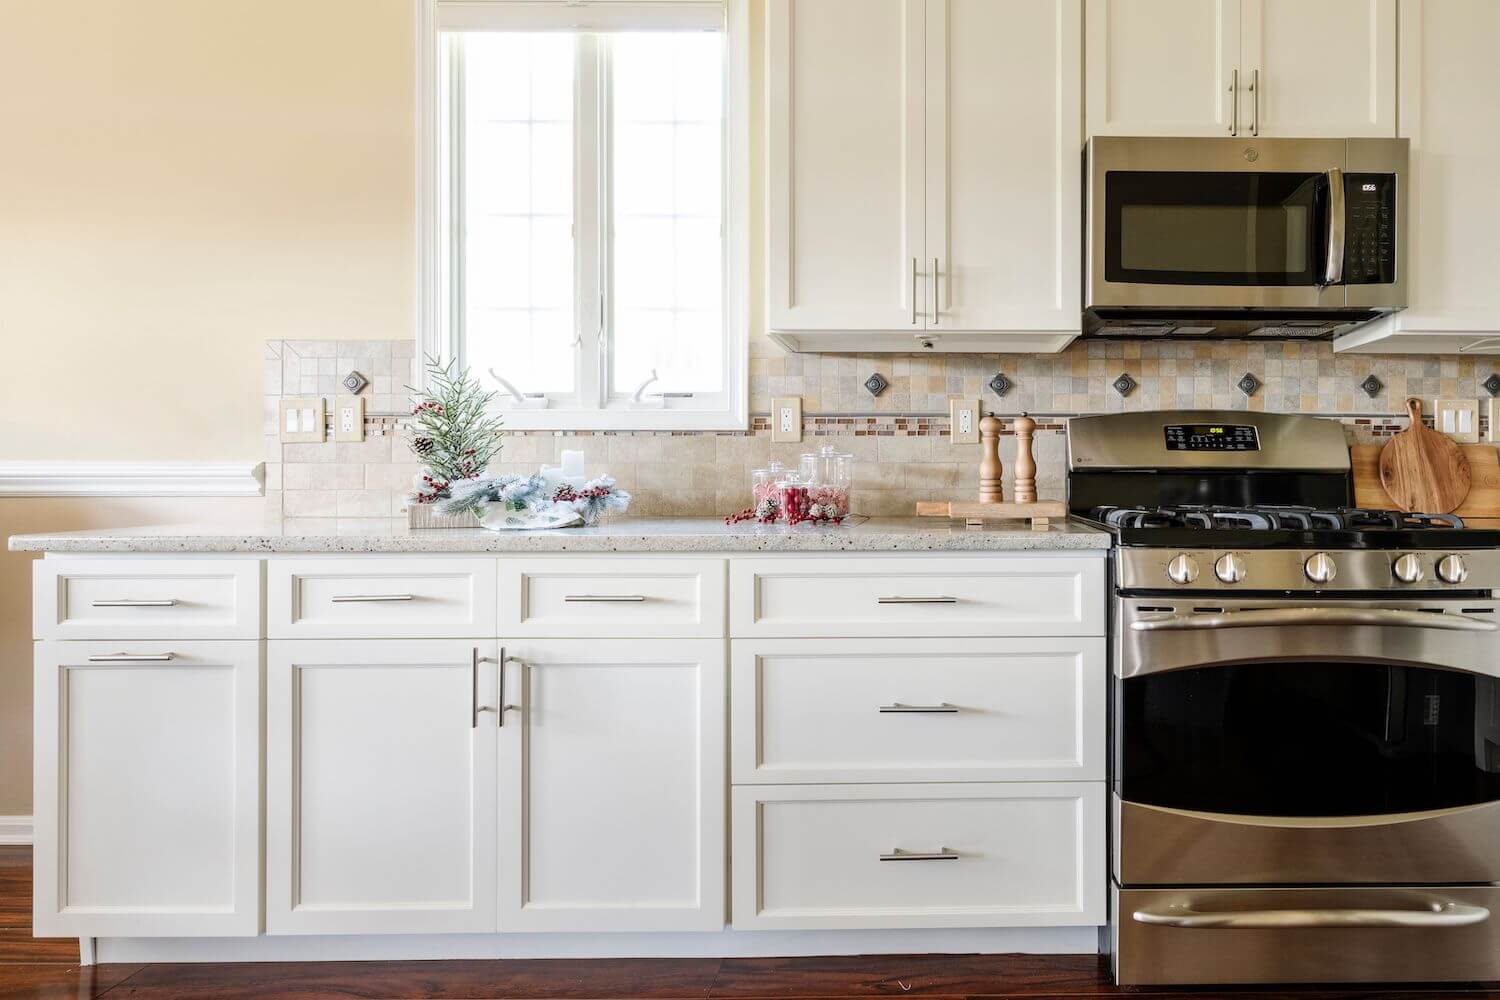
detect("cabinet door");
top-left (767, 0), bottom-right (926, 331)
top-left (1243, 0), bottom-right (1395, 137)
top-left (925, 0), bottom-right (1080, 335)
top-left (32, 641), bottom-right (260, 937)
top-left (267, 639), bottom-right (497, 934)
top-left (1085, 0), bottom-right (1240, 137)
top-left (499, 639), bottom-right (725, 931)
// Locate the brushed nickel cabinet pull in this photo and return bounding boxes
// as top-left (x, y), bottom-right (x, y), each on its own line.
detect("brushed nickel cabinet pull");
top-left (1228, 68), bottom-right (1239, 135)
top-left (878, 703), bottom-right (959, 714)
top-left (911, 257), bottom-right (919, 325)
top-left (880, 847), bottom-right (959, 862)
top-left (877, 596), bottom-right (957, 605)
top-left (931, 258), bottom-right (940, 325)
top-left (87, 652), bottom-right (175, 663)
top-left (331, 594), bottom-right (415, 603)
top-left (564, 594), bottom-right (647, 603)
top-left (472, 647), bottom-right (497, 729)
top-left (91, 599), bottom-right (177, 608)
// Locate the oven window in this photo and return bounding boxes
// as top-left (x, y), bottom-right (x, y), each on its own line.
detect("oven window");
top-left (1119, 663), bottom-right (1500, 816)
top-left (1105, 171), bottom-right (1325, 286)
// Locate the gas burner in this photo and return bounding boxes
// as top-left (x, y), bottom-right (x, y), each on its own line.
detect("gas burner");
top-left (1089, 504), bottom-right (1466, 532)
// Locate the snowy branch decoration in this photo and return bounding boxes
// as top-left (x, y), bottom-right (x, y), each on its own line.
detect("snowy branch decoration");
top-left (404, 357), bottom-right (505, 505)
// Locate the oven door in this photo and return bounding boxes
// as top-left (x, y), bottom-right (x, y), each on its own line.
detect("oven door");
top-left (1115, 596), bottom-right (1500, 886)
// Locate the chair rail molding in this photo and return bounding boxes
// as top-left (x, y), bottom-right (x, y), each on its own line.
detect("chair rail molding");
top-left (0, 462), bottom-right (264, 497)
top-left (0, 816), bottom-right (33, 846)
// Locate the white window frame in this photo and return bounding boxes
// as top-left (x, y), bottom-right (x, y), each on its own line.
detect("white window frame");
top-left (415, 0), bottom-right (750, 431)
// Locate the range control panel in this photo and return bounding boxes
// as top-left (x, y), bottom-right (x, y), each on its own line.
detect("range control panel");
top-left (1163, 424), bottom-right (1261, 451)
top-left (1344, 172), bottom-right (1396, 285)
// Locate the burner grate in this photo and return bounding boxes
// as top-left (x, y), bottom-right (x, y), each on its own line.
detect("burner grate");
top-left (1089, 504), bottom-right (1466, 532)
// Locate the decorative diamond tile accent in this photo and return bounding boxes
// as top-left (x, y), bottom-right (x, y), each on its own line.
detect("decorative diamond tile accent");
top-left (1484, 373), bottom-right (1500, 397)
top-left (987, 372), bottom-right (1013, 397)
top-left (1112, 373), bottom-right (1137, 398)
top-left (1237, 372), bottom-right (1262, 397)
top-left (1360, 374), bottom-right (1384, 398)
top-left (863, 373), bottom-right (889, 397)
top-left (342, 371), bottom-right (369, 394)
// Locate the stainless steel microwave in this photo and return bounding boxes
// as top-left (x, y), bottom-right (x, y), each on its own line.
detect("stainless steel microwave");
top-left (1083, 136), bottom-right (1408, 340)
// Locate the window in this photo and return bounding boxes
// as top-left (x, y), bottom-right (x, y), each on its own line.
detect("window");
top-left (418, 0), bottom-right (749, 430)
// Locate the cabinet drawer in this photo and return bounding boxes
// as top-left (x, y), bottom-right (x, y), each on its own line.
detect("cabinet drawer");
top-left (731, 782), bottom-right (1105, 930)
top-left (33, 559), bottom-right (262, 640)
top-left (268, 558), bottom-right (497, 638)
top-left (732, 637), bottom-right (1105, 783)
top-left (730, 555), bottom-right (1105, 638)
top-left (499, 558), bottom-right (725, 638)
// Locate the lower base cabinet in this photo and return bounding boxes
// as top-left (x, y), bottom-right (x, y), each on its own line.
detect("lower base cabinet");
top-left (731, 782), bottom-right (1106, 930)
top-left (32, 640), bottom-right (261, 937)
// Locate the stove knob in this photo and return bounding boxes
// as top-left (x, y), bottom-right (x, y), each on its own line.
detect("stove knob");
top-left (1436, 553), bottom-right (1470, 585)
top-left (1166, 553), bottom-right (1200, 585)
top-left (1304, 552), bottom-right (1337, 585)
top-left (1214, 553), bottom-right (1247, 584)
top-left (1393, 553), bottom-right (1425, 584)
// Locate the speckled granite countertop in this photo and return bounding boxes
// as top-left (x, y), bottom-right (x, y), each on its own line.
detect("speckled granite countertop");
top-left (9, 516), bottom-right (1112, 554)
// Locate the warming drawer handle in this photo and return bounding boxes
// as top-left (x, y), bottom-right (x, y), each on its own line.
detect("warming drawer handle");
top-left (563, 595), bottom-right (647, 603)
top-left (879, 847), bottom-right (960, 862)
top-left (877, 596), bottom-right (958, 605)
top-left (1132, 901), bottom-right (1490, 930)
top-left (1131, 607), bottom-right (1499, 633)
top-left (331, 594), bottom-right (415, 603)
top-left (91, 599), bottom-right (177, 608)
top-left (878, 703), bottom-right (959, 714)
top-left (87, 652), bottom-right (175, 663)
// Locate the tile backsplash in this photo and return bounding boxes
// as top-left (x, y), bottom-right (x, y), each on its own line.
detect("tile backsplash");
top-left (264, 338), bottom-right (1499, 525)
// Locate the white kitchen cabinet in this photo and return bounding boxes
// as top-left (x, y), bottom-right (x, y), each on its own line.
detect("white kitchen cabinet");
top-left (266, 639), bottom-right (498, 934)
top-left (498, 639), bottom-right (725, 931)
top-left (1086, 0), bottom-right (1394, 139)
top-left (767, 0), bottom-right (1081, 352)
top-left (1335, 0), bottom-right (1500, 355)
top-left (32, 640), bottom-right (261, 937)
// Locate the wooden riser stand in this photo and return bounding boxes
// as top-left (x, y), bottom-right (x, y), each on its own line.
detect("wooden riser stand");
top-left (916, 413), bottom-right (1065, 530)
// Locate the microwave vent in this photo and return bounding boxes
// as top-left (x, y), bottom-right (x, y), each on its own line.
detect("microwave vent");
top-left (1250, 323), bottom-right (1340, 338)
top-left (1095, 324), bottom-right (1218, 338)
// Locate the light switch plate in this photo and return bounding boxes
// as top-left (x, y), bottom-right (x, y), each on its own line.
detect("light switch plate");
top-left (1490, 398), bottom-right (1499, 443)
top-left (334, 395), bottom-right (365, 443)
top-left (949, 398), bottom-right (981, 444)
top-left (1435, 398), bottom-right (1480, 443)
top-left (772, 396), bottom-right (802, 443)
top-left (278, 397), bottom-right (325, 443)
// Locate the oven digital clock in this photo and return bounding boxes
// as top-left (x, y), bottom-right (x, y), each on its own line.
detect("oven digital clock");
top-left (1163, 423), bottom-right (1260, 451)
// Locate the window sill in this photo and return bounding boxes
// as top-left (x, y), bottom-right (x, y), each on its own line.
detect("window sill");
top-left (489, 407), bottom-right (749, 433)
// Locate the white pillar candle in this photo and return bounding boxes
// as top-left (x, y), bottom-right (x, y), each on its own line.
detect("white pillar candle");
top-left (560, 449), bottom-right (586, 479)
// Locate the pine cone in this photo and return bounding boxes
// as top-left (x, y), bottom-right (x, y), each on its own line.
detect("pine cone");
top-left (412, 437), bottom-right (435, 456)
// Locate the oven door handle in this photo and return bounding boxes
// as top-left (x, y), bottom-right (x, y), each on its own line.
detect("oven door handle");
top-left (1133, 901), bottom-right (1490, 930)
top-left (1130, 607), bottom-right (1499, 633)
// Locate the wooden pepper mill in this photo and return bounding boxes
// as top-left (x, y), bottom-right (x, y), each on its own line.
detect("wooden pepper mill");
top-left (1013, 412), bottom-right (1038, 504)
top-left (978, 414), bottom-right (1005, 503)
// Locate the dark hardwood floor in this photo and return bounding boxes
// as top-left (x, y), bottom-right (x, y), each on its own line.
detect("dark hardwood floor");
top-left (2, 846), bottom-right (1498, 999)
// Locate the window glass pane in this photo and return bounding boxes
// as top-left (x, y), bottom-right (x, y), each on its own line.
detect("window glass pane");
top-left (461, 33), bottom-right (576, 394)
top-left (610, 32), bottom-right (724, 395)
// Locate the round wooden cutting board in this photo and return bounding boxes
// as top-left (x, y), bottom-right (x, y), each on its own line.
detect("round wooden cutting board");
top-left (1378, 397), bottom-right (1472, 513)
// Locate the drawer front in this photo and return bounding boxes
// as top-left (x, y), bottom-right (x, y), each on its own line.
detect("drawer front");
top-left (34, 559), bottom-right (262, 640)
top-left (732, 637), bottom-right (1105, 783)
top-left (732, 783), bottom-right (1105, 930)
top-left (730, 556), bottom-right (1105, 638)
top-left (499, 558), bottom-right (725, 638)
top-left (268, 558), bottom-right (497, 638)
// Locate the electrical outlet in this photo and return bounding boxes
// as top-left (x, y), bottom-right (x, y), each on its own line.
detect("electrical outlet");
top-left (949, 398), bottom-right (981, 444)
top-left (1435, 398), bottom-right (1480, 443)
top-left (334, 395), bottom-right (365, 443)
top-left (772, 396), bottom-right (802, 443)
top-left (278, 397), bottom-right (325, 443)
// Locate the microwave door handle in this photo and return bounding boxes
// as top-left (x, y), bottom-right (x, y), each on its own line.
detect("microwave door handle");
top-left (1323, 167), bottom-right (1345, 286)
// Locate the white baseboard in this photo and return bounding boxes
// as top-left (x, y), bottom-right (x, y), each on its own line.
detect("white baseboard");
top-left (0, 462), bottom-right (264, 497)
top-left (0, 816), bottom-right (33, 845)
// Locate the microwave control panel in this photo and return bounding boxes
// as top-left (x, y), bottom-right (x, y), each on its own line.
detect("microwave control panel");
top-left (1344, 173), bottom-right (1396, 285)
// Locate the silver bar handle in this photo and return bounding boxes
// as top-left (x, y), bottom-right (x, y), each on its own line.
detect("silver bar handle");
top-left (91, 599), bottom-right (176, 608)
top-left (911, 258), bottom-right (919, 326)
top-left (563, 595), bottom-right (647, 603)
top-left (880, 847), bottom-right (960, 862)
top-left (1324, 167), bottom-right (1345, 286)
top-left (498, 648), bottom-right (523, 728)
top-left (1131, 607), bottom-right (1499, 633)
top-left (331, 594), bottom-right (415, 603)
top-left (931, 258), bottom-right (940, 325)
top-left (1249, 68), bottom-right (1259, 136)
top-left (472, 647), bottom-right (496, 728)
top-left (1133, 901), bottom-right (1490, 930)
top-left (879, 703), bottom-right (958, 714)
top-left (877, 596), bottom-right (958, 605)
top-left (1228, 69), bottom-right (1238, 135)
top-left (87, 652), bottom-right (175, 663)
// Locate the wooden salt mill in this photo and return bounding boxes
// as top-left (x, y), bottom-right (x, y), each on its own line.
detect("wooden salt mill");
top-left (1013, 412), bottom-right (1038, 503)
top-left (978, 414), bottom-right (1005, 502)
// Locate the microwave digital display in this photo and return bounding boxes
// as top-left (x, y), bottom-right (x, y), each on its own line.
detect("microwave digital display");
top-left (1163, 424), bottom-right (1261, 451)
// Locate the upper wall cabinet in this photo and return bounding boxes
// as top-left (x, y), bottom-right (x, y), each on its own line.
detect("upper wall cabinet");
top-left (1086, 0), bottom-right (1394, 139)
top-left (1335, 0), bottom-right (1500, 354)
top-left (767, 0), bottom-right (1082, 354)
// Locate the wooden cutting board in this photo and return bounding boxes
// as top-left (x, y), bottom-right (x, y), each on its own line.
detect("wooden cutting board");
top-left (1377, 398), bottom-right (1473, 513)
top-left (1355, 444), bottom-right (1499, 516)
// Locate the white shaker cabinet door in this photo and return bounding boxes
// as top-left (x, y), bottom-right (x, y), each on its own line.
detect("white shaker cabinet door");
top-left (498, 639), bottom-right (726, 931)
top-left (925, 0), bottom-right (1081, 336)
top-left (266, 639), bottom-right (498, 934)
top-left (767, 0), bottom-right (927, 332)
top-left (32, 641), bottom-right (261, 937)
top-left (1242, 0), bottom-right (1395, 138)
top-left (1086, 0), bottom-right (1241, 137)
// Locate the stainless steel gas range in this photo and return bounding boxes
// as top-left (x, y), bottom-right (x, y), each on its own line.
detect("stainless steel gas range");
top-left (1069, 410), bottom-right (1500, 987)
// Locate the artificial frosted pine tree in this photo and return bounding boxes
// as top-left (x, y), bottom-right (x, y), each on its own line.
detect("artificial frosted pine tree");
top-left (405, 357), bottom-right (504, 505)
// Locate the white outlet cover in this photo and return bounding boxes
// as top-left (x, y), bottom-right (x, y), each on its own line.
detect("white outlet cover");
top-left (949, 398), bottom-right (981, 444)
top-left (333, 394), bottom-right (365, 442)
top-left (771, 396), bottom-right (802, 443)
